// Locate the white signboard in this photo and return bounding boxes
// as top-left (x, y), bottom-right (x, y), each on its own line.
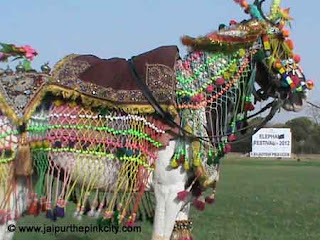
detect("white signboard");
top-left (250, 128), bottom-right (292, 158)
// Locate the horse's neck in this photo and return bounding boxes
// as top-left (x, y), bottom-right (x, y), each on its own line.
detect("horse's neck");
top-left (175, 48), bottom-right (253, 145)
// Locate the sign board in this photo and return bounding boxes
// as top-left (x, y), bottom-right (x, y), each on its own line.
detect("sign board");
top-left (250, 128), bottom-right (292, 158)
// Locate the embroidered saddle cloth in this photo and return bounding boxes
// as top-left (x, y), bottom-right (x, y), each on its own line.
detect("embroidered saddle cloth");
top-left (0, 46), bottom-right (179, 125)
top-left (51, 45), bottom-right (179, 105)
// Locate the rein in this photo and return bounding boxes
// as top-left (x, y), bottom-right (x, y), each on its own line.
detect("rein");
top-left (128, 57), bottom-right (280, 145)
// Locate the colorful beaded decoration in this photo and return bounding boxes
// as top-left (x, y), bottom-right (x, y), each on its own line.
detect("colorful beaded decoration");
top-left (26, 101), bottom-right (165, 224)
top-left (173, 46), bottom-right (258, 205)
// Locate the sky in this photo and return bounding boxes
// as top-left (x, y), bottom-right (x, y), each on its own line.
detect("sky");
top-left (1, 0), bottom-right (319, 123)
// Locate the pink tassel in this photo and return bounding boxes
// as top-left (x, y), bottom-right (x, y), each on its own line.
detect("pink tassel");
top-left (177, 190), bottom-right (190, 201)
top-left (223, 144), bottom-right (232, 153)
top-left (126, 220), bottom-right (135, 227)
top-left (228, 134), bottom-right (237, 142)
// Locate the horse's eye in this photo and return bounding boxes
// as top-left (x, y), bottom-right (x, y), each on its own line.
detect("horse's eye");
top-left (268, 28), bottom-right (277, 34)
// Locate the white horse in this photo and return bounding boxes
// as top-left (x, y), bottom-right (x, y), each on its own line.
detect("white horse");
top-left (0, 1), bottom-right (312, 240)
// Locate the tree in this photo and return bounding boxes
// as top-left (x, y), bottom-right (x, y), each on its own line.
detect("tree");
top-left (285, 117), bottom-right (320, 154)
top-left (307, 102), bottom-right (320, 125)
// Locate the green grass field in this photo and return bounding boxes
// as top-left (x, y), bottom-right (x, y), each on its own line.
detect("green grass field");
top-left (14, 155), bottom-right (320, 240)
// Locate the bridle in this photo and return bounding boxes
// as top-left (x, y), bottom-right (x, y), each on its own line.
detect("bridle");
top-left (128, 56), bottom-right (282, 145)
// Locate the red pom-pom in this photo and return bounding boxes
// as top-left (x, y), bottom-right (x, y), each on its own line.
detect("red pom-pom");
top-left (177, 190), bottom-right (190, 201)
top-left (229, 20), bottom-right (237, 25)
top-left (306, 80), bottom-right (315, 90)
top-left (240, 0), bottom-right (248, 8)
top-left (228, 134), bottom-right (237, 142)
top-left (206, 85), bottom-right (215, 93)
top-left (282, 29), bottom-right (290, 38)
top-left (216, 77), bottom-right (225, 86)
top-left (285, 39), bottom-right (294, 50)
top-left (274, 60), bottom-right (282, 69)
top-left (293, 54), bottom-right (301, 63)
top-left (191, 93), bottom-right (204, 103)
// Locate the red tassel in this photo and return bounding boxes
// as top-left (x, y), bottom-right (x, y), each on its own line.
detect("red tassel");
top-left (244, 102), bottom-right (255, 111)
top-left (193, 198), bottom-right (205, 211)
top-left (27, 200), bottom-right (39, 216)
top-left (216, 77), bottom-right (225, 86)
top-left (40, 197), bottom-right (47, 212)
top-left (126, 220), bottom-right (135, 227)
top-left (205, 195), bottom-right (216, 204)
top-left (228, 134), bottom-right (237, 142)
top-left (177, 190), bottom-right (190, 201)
top-left (223, 144), bottom-right (232, 153)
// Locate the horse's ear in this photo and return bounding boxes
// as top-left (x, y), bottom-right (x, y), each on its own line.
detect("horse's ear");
top-left (269, 0), bottom-right (282, 20)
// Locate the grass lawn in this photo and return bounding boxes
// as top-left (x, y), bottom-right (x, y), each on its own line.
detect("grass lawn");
top-left (14, 155), bottom-right (320, 240)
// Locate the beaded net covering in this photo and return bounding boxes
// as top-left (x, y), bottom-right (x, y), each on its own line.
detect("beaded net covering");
top-left (172, 46), bottom-right (258, 207)
top-left (24, 101), bottom-right (166, 224)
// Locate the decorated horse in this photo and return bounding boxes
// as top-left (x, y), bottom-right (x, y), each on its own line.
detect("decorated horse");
top-left (0, 1), bottom-right (314, 240)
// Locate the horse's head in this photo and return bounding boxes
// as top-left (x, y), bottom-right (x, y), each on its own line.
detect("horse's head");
top-left (245, 0), bottom-right (313, 112)
top-left (181, 0), bottom-right (314, 113)
top-left (175, 0), bottom-right (315, 197)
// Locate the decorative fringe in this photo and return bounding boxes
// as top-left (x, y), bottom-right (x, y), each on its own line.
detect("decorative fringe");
top-left (15, 132), bottom-right (33, 176)
top-left (171, 220), bottom-right (193, 240)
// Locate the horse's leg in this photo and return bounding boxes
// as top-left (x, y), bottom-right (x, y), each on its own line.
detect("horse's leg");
top-left (152, 140), bottom-right (188, 240)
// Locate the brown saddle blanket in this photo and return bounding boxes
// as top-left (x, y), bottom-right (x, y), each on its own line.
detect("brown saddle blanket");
top-left (52, 46), bottom-right (179, 104)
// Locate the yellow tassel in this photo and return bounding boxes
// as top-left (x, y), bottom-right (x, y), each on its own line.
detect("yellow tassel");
top-left (43, 140), bottom-right (51, 148)
top-left (30, 141), bottom-right (37, 149)
top-left (54, 100), bottom-right (64, 107)
top-left (223, 71), bottom-right (231, 80)
top-left (170, 159), bottom-right (179, 168)
top-left (68, 101), bottom-right (77, 108)
top-left (184, 124), bottom-right (192, 134)
top-left (238, 48), bottom-right (246, 57)
top-left (193, 158), bottom-right (201, 167)
top-left (35, 141), bottom-right (43, 148)
top-left (192, 141), bottom-right (200, 153)
top-left (183, 161), bottom-right (190, 170)
top-left (15, 132), bottom-right (33, 176)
